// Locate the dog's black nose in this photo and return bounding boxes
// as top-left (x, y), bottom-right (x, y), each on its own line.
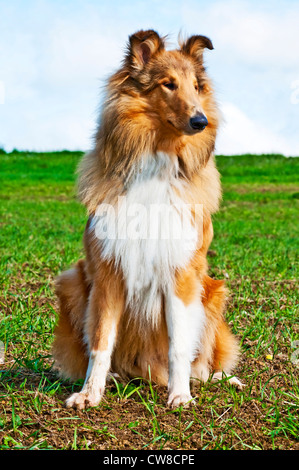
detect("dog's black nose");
top-left (190, 113), bottom-right (208, 131)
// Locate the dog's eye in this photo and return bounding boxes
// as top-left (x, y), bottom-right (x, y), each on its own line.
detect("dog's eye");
top-left (194, 84), bottom-right (199, 92)
top-left (163, 82), bottom-right (176, 91)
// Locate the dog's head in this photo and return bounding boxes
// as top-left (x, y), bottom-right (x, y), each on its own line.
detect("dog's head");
top-left (123, 30), bottom-right (215, 137)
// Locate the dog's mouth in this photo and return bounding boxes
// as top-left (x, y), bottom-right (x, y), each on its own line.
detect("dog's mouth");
top-left (167, 119), bottom-right (187, 135)
top-left (187, 124), bottom-right (206, 135)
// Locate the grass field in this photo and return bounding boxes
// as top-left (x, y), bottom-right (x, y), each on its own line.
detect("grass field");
top-left (0, 150), bottom-right (298, 450)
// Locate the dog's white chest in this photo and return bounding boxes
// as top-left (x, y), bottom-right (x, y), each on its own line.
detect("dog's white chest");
top-left (91, 153), bottom-right (199, 326)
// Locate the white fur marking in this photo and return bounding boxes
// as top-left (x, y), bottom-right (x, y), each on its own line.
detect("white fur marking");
top-left (211, 372), bottom-right (245, 390)
top-left (66, 324), bottom-right (116, 408)
top-left (165, 289), bottom-right (206, 407)
top-left (91, 152), bottom-right (202, 328)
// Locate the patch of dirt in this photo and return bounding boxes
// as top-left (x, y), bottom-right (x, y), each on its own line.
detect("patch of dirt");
top-left (0, 352), bottom-right (298, 450)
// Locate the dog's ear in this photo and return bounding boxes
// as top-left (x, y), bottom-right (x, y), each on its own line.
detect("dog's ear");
top-left (181, 35), bottom-right (213, 62)
top-left (126, 30), bottom-right (165, 73)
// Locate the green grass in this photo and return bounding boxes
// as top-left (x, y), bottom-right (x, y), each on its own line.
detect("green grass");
top-left (0, 150), bottom-right (298, 450)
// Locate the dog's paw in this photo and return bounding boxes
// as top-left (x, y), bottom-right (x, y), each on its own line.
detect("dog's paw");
top-left (167, 393), bottom-right (195, 409)
top-left (211, 372), bottom-right (245, 390)
top-left (106, 372), bottom-right (121, 383)
top-left (228, 376), bottom-right (245, 390)
top-left (65, 391), bottom-right (102, 410)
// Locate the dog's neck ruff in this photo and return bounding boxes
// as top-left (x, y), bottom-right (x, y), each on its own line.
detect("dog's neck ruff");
top-left (91, 152), bottom-right (200, 329)
top-left (122, 151), bottom-right (180, 188)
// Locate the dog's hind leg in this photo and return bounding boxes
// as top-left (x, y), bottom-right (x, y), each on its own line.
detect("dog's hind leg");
top-left (65, 266), bottom-right (125, 410)
top-left (191, 276), bottom-right (242, 388)
top-left (52, 260), bottom-right (90, 381)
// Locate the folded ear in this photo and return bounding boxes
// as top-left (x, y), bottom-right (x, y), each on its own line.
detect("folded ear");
top-left (181, 35), bottom-right (213, 62)
top-left (126, 30), bottom-right (165, 73)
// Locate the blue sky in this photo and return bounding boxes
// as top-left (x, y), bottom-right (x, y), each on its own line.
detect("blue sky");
top-left (0, 0), bottom-right (298, 155)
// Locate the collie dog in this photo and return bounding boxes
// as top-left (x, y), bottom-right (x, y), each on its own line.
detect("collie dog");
top-left (52, 30), bottom-right (243, 410)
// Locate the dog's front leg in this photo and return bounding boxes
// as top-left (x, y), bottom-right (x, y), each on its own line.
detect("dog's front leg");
top-left (65, 283), bottom-right (123, 410)
top-left (165, 290), bottom-right (204, 408)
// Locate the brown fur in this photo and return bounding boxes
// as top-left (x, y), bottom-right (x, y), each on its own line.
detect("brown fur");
top-left (52, 30), bottom-right (241, 406)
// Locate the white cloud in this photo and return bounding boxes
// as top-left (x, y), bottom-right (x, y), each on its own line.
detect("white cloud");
top-left (183, 0), bottom-right (299, 68)
top-left (43, 18), bottom-right (124, 85)
top-left (216, 102), bottom-right (299, 156)
top-left (0, 0), bottom-right (298, 155)
top-left (181, 0), bottom-right (299, 156)
top-left (0, 81), bottom-right (5, 105)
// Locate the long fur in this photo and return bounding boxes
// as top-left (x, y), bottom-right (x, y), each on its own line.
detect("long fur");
top-left (52, 30), bottom-right (242, 409)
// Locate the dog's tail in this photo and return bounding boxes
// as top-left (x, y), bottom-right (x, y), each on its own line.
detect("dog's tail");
top-left (52, 259), bottom-right (90, 380)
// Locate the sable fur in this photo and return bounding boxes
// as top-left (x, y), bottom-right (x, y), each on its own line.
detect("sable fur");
top-left (52, 30), bottom-right (242, 408)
